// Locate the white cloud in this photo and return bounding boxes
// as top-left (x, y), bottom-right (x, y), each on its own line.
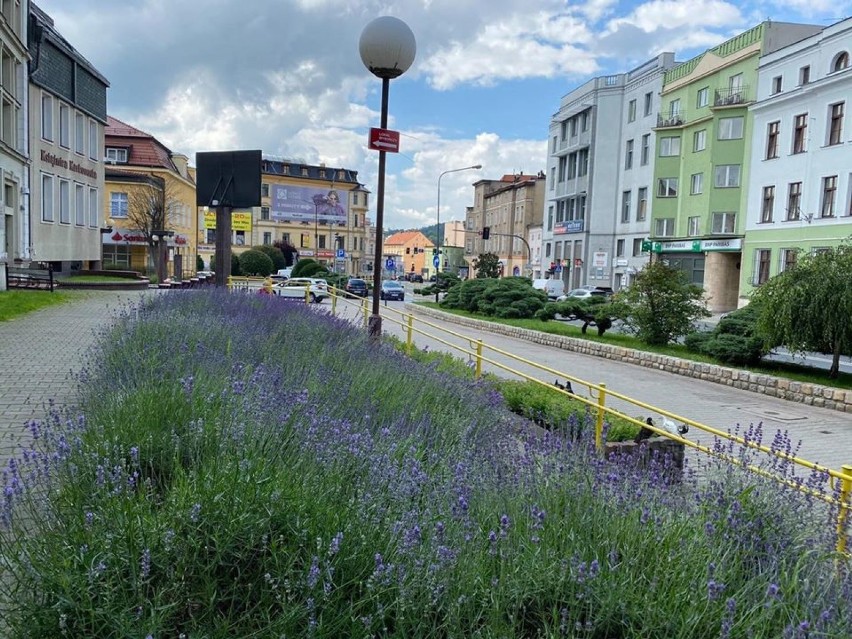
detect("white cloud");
top-left (605, 0), bottom-right (743, 33)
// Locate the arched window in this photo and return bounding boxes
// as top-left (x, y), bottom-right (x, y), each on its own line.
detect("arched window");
top-left (831, 51), bottom-right (849, 73)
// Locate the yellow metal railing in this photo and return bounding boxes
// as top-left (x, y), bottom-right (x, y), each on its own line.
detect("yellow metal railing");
top-left (230, 282), bottom-right (852, 556)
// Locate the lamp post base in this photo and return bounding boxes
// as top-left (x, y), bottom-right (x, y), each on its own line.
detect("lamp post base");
top-left (368, 314), bottom-right (382, 341)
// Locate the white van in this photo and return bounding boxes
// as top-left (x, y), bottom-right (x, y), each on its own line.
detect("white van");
top-left (532, 278), bottom-right (565, 300)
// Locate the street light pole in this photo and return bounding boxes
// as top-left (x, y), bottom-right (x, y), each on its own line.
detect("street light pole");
top-left (435, 164), bottom-right (481, 302)
top-left (359, 16), bottom-right (416, 341)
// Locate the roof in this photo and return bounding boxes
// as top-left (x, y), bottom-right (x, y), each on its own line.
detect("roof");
top-left (105, 116), bottom-right (176, 171)
top-left (384, 231), bottom-right (435, 247)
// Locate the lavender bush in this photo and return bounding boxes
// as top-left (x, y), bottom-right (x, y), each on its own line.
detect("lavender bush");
top-left (1, 290), bottom-right (849, 638)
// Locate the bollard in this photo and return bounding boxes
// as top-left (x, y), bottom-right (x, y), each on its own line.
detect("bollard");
top-left (837, 464), bottom-right (852, 556)
top-left (475, 339), bottom-right (483, 379)
top-left (406, 314), bottom-right (414, 355)
top-left (595, 383), bottom-right (607, 453)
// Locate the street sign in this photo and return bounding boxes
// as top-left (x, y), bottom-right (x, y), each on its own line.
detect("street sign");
top-left (433, 255), bottom-right (440, 268)
top-left (385, 257), bottom-right (395, 270)
top-left (368, 128), bottom-right (400, 153)
top-left (336, 248), bottom-right (345, 259)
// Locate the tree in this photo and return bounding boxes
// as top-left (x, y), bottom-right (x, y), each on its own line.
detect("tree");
top-left (750, 243), bottom-right (852, 378)
top-left (609, 260), bottom-right (709, 346)
top-left (472, 252), bottom-right (501, 278)
top-left (273, 240), bottom-right (299, 267)
top-left (124, 175), bottom-right (182, 283)
top-left (238, 249), bottom-right (275, 277)
top-left (196, 255), bottom-right (205, 272)
top-left (255, 245), bottom-right (287, 271)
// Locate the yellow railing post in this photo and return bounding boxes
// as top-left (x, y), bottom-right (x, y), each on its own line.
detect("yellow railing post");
top-left (304, 283), bottom-right (310, 304)
top-left (475, 339), bottom-right (483, 379)
top-left (363, 298), bottom-right (369, 329)
top-left (227, 275), bottom-right (233, 291)
top-left (836, 464), bottom-right (852, 556)
top-left (595, 382), bottom-right (607, 453)
top-left (331, 291), bottom-right (337, 315)
top-left (406, 314), bottom-right (414, 354)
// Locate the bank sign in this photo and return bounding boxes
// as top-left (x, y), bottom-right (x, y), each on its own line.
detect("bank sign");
top-left (650, 238), bottom-right (743, 253)
top-left (554, 220), bottom-right (584, 234)
top-left (270, 185), bottom-right (348, 224)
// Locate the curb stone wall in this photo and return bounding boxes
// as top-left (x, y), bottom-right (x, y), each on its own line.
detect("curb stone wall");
top-left (408, 305), bottom-right (852, 414)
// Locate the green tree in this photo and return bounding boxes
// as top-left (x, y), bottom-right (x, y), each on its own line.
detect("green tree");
top-left (273, 240), bottom-right (299, 267)
top-left (196, 255), bottom-right (205, 272)
top-left (291, 259), bottom-right (325, 278)
top-left (609, 260), bottom-right (709, 346)
top-left (472, 252), bottom-right (501, 278)
top-left (751, 243), bottom-right (852, 378)
top-left (255, 245), bottom-right (287, 271)
top-left (237, 249), bottom-right (274, 276)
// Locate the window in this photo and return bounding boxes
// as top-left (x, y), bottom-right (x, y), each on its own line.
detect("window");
top-left (696, 87), bottom-right (708, 108)
top-left (616, 239), bottom-right (625, 257)
top-left (621, 191), bottom-right (631, 223)
top-left (625, 139), bottom-right (634, 169)
top-left (75, 113), bottom-right (85, 154)
top-left (637, 187), bottom-right (648, 221)
top-left (59, 180), bottom-right (70, 224)
top-left (570, 116), bottom-right (577, 137)
top-left (821, 175), bottom-right (837, 218)
top-left (560, 121), bottom-right (567, 141)
top-left (761, 186), bottom-right (775, 223)
top-left (547, 205), bottom-right (553, 231)
top-left (657, 178), bottom-right (678, 197)
top-left (711, 212), bottom-right (736, 234)
top-left (59, 104), bottom-right (70, 147)
top-left (580, 110), bottom-right (589, 131)
top-left (771, 76), bottom-right (782, 94)
top-left (718, 117), bottom-right (744, 140)
top-left (260, 206), bottom-right (270, 220)
top-left (786, 182), bottom-right (802, 220)
top-left (690, 173), bottom-right (703, 195)
top-left (714, 165), bottom-right (740, 188)
top-left (669, 98), bottom-right (681, 116)
top-left (41, 174), bottom-right (54, 222)
top-left (318, 235), bottom-right (326, 249)
top-left (74, 184), bottom-right (85, 226)
top-left (88, 120), bottom-right (98, 160)
top-left (549, 166), bottom-right (555, 188)
top-left (263, 232), bottom-right (272, 245)
top-left (105, 147), bottom-right (128, 163)
top-left (628, 99), bottom-right (636, 122)
top-left (781, 249), bottom-right (798, 272)
top-left (659, 136), bottom-right (681, 156)
top-left (551, 136), bottom-right (557, 153)
top-left (765, 121), bottom-right (780, 159)
top-left (687, 216), bottom-right (701, 236)
top-left (577, 149), bottom-right (589, 176)
top-left (654, 218), bottom-right (675, 236)
top-left (828, 102), bottom-right (844, 146)
top-left (632, 238), bottom-right (644, 256)
top-left (793, 114), bottom-right (807, 154)
top-left (110, 191), bottom-right (128, 217)
top-left (261, 183), bottom-right (269, 198)
top-left (693, 129), bottom-right (706, 152)
top-left (644, 92), bottom-right (652, 116)
top-left (832, 51), bottom-right (849, 72)
top-left (640, 134), bottom-right (650, 165)
top-left (755, 249), bottom-right (771, 285)
top-left (799, 65), bottom-right (810, 85)
top-left (42, 95), bottom-right (53, 141)
top-left (88, 188), bottom-right (98, 228)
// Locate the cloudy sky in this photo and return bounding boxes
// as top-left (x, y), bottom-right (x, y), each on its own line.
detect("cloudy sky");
top-left (37, 0), bottom-right (849, 230)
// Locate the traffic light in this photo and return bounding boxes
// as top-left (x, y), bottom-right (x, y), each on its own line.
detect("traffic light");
top-left (482, 226), bottom-right (491, 240)
top-left (432, 248), bottom-right (438, 255)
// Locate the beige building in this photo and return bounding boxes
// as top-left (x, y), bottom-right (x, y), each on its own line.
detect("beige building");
top-left (464, 173), bottom-right (545, 277)
top-left (384, 230), bottom-right (434, 279)
top-left (443, 220), bottom-right (466, 248)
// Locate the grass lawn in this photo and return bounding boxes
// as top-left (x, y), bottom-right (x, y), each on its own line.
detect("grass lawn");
top-left (0, 289), bottom-right (74, 321)
top-left (413, 300), bottom-right (852, 390)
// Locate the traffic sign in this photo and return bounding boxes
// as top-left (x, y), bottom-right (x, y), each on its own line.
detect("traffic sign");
top-left (385, 257), bottom-right (396, 270)
top-left (433, 255), bottom-right (440, 268)
top-left (336, 248), bottom-right (345, 259)
top-left (368, 127), bottom-right (400, 153)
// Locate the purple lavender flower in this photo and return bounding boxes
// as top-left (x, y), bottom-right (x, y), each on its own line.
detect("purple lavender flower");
top-left (140, 548), bottom-right (151, 579)
top-left (307, 556), bottom-right (320, 589)
top-left (328, 531), bottom-right (343, 557)
top-left (189, 502), bottom-right (201, 522)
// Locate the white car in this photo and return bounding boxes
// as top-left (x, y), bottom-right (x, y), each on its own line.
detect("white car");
top-left (273, 277), bottom-right (329, 303)
top-left (557, 288), bottom-right (611, 301)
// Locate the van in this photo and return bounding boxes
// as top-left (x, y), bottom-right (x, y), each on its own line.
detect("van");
top-left (276, 267), bottom-right (293, 279)
top-left (532, 278), bottom-right (565, 300)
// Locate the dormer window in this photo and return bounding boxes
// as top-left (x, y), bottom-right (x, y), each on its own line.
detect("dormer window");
top-left (105, 147), bottom-right (128, 163)
top-left (831, 51), bottom-right (849, 73)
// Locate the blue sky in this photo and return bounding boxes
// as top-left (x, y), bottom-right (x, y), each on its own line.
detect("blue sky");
top-left (37, 0), bottom-right (851, 230)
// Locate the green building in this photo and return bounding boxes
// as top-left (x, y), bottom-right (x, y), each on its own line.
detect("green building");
top-left (649, 22), bottom-right (821, 312)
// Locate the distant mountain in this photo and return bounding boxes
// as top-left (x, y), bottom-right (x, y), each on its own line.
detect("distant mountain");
top-left (387, 223), bottom-right (440, 241)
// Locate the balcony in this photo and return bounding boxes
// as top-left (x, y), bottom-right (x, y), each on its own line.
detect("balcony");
top-left (656, 112), bottom-right (685, 128)
top-left (713, 86), bottom-right (751, 107)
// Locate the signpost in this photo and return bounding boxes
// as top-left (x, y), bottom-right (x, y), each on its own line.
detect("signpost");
top-left (385, 257), bottom-right (395, 271)
top-left (433, 255), bottom-right (440, 268)
top-left (368, 128), bottom-right (400, 153)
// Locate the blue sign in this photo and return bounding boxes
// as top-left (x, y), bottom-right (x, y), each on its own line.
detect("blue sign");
top-left (433, 255), bottom-right (440, 268)
top-left (336, 248), bottom-right (345, 259)
top-left (554, 219), bottom-right (584, 235)
top-left (385, 257), bottom-right (395, 270)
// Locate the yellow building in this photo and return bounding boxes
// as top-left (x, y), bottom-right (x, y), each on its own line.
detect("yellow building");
top-left (384, 230), bottom-right (435, 279)
top-left (198, 158), bottom-right (371, 276)
top-left (102, 117), bottom-right (197, 279)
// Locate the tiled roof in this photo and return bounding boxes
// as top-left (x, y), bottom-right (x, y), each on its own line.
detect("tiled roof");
top-left (385, 231), bottom-right (434, 246)
top-left (105, 116), bottom-right (176, 171)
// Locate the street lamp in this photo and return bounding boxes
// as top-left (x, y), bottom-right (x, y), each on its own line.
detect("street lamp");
top-left (435, 164), bottom-right (481, 302)
top-left (359, 16), bottom-right (416, 341)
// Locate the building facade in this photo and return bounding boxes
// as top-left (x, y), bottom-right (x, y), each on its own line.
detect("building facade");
top-left (465, 173), bottom-right (544, 277)
top-left (28, 2), bottom-right (109, 274)
top-left (649, 22), bottom-right (821, 312)
top-left (0, 0), bottom-right (27, 290)
top-left (741, 18), bottom-right (852, 301)
top-left (383, 230), bottom-right (434, 279)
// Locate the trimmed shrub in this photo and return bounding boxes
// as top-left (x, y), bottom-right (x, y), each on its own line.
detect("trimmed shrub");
top-left (236, 249), bottom-right (274, 276)
top-left (291, 259), bottom-right (325, 278)
top-left (441, 277), bottom-right (546, 319)
top-left (684, 302), bottom-right (767, 366)
top-left (254, 245), bottom-right (287, 271)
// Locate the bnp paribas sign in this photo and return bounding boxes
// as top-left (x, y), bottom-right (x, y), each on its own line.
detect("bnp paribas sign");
top-left (647, 238), bottom-right (743, 253)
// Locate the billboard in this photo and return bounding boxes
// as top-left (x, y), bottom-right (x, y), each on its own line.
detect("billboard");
top-left (270, 185), bottom-right (347, 223)
top-left (204, 210), bottom-right (252, 231)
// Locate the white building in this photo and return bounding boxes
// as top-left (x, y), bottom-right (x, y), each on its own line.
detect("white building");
top-left (542, 53), bottom-right (675, 291)
top-left (741, 17), bottom-right (852, 300)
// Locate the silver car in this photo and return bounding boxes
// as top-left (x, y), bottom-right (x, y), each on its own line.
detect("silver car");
top-left (273, 277), bottom-right (329, 303)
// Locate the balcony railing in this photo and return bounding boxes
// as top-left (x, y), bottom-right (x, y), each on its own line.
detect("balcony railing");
top-left (714, 87), bottom-right (751, 107)
top-left (656, 112), bottom-right (685, 128)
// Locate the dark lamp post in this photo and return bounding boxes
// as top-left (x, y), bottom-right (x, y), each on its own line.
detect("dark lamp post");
top-left (359, 16), bottom-right (416, 341)
top-left (435, 164), bottom-right (481, 302)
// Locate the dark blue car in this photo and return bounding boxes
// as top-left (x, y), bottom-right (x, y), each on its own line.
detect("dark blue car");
top-left (380, 280), bottom-right (405, 301)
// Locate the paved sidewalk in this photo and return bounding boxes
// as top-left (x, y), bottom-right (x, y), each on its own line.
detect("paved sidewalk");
top-left (0, 290), bottom-right (148, 466)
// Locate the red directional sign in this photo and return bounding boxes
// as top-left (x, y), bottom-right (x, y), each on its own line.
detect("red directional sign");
top-left (368, 127), bottom-right (400, 153)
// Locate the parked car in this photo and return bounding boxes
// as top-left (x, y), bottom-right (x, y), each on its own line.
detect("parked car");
top-left (344, 278), bottom-right (369, 297)
top-left (406, 273), bottom-right (424, 283)
top-left (532, 278), bottom-right (565, 300)
top-left (273, 277), bottom-right (329, 303)
top-left (380, 280), bottom-right (405, 301)
top-left (558, 288), bottom-right (612, 301)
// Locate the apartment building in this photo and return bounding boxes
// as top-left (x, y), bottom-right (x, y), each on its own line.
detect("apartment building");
top-left (465, 173), bottom-right (544, 277)
top-left (0, 0), bottom-right (26, 290)
top-left (383, 230), bottom-right (434, 279)
top-left (542, 54), bottom-right (674, 292)
top-left (28, 2), bottom-right (109, 274)
top-left (649, 21), bottom-right (821, 312)
top-left (741, 18), bottom-right (852, 301)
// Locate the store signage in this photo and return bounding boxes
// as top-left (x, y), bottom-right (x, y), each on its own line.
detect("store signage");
top-left (204, 211), bottom-right (252, 231)
top-left (701, 238), bottom-right (742, 251)
top-left (554, 220), bottom-right (584, 234)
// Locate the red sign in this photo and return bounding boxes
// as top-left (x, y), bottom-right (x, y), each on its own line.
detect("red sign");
top-left (368, 127), bottom-right (400, 153)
